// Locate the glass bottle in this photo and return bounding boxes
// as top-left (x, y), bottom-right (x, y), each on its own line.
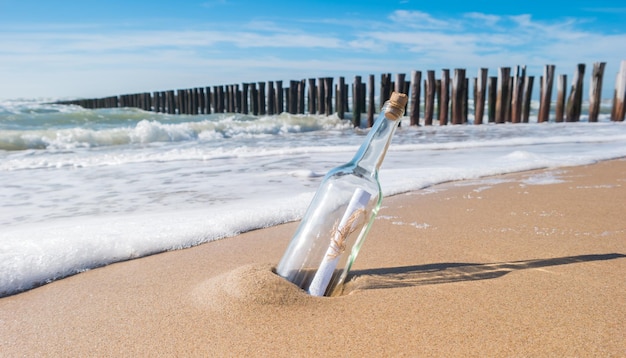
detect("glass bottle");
top-left (276, 92), bottom-right (408, 297)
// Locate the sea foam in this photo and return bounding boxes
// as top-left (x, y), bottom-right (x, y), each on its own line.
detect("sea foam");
top-left (1, 100), bottom-right (625, 297)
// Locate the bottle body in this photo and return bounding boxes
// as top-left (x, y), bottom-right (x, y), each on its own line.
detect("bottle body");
top-left (276, 164), bottom-right (381, 296)
top-left (276, 92), bottom-right (407, 296)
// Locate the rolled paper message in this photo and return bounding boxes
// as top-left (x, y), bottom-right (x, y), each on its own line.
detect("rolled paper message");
top-left (307, 188), bottom-right (371, 296)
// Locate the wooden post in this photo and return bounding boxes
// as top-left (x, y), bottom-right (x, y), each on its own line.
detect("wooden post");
top-left (507, 77), bottom-right (514, 121)
top-left (566, 63), bottom-right (585, 122)
top-left (511, 66), bottom-right (525, 123)
top-left (324, 77), bottom-right (333, 116)
top-left (224, 86), bottom-right (231, 113)
top-left (217, 86), bottom-right (228, 113)
top-left (487, 77), bottom-right (497, 122)
top-left (410, 70), bottom-right (421, 126)
top-left (267, 81), bottom-right (276, 116)
top-left (227, 86), bottom-right (234, 113)
top-left (380, 73), bottom-right (391, 108)
top-left (275, 81), bottom-right (283, 114)
top-left (203, 87), bottom-right (211, 114)
top-left (241, 83), bottom-right (249, 114)
top-left (588, 62), bottom-right (606, 122)
top-left (403, 80), bottom-right (411, 101)
top-left (173, 91), bottom-right (180, 114)
top-left (613, 60), bottom-right (626, 121)
top-left (474, 68), bottom-right (488, 125)
top-left (451, 69), bottom-right (465, 124)
top-left (219, 86), bottom-right (226, 113)
top-left (521, 76), bottom-right (533, 123)
top-left (203, 88), bottom-right (210, 114)
top-left (367, 75), bottom-right (375, 127)
top-left (337, 77), bottom-right (345, 119)
top-left (344, 83), bottom-right (349, 112)
top-left (450, 68), bottom-right (465, 124)
top-left (439, 69), bottom-right (450, 125)
top-left (176, 89), bottom-right (185, 114)
top-left (197, 88), bottom-right (205, 114)
top-left (495, 67), bottom-right (511, 123)
top-left (145, 92), bottom-right (152, 111)
top-left (317, 78), bottom-right (325, 115)
top-left (154, 92), bottom-right (161, 112)
top-left (224, 86), bottom-right (232, 113)
top-left (394, 73), bottom-right (406, 95)
top-left (228, 84), bottom-right (238, 113)
top-left (288, 81), bottom-right (298, 114)
top-left (360, 82), bottom-right (366, 119)
top-left (435, 80), bottom-right (441, 122)
top-left (148, 92), bottom-right (154, 112)
top-left (184, 89), bottom-right (191, 114)
top-left (187, 89), bottom-right (194, 114)
top-left (235, 84), bottom-right (241, 113)
top-left (463, 78), bottom-right (469, 124)
top-left (258, 82), bottom-right (266, 115)
top-left (538, 65), bottom-right (556, 123)
top-left (395, 73), bottom-right (406, 125)
top-left (424, 70), bottom-right (435, 125)
top-left (284, 88), bottom-right (289, 114)
top-left (250, 83), bottom-right (258, 115)
top-left (473, 77), bottom-right (477, 122)
top-left (393, 73), bottom-right (408, 98)
top-left (298, 79), bottom-right (306, 114)
top-left (163, 92), bottom-right (168, 113)
top-left (555, 75), bottom-right (567, 122)
top-left (352, 75), bottom-right (362, 127)
top-left (297, 80), bottom-right (304, 114)
top-left (171, 90), bottom-right (180, 114)
top-left (210, 86), bottom-right (217, 113)
top-left (152, 91), bottom-right (159, 112)
top-left (308, 78), bottom-right (317, 115)
top-left (167, 90), bottom-right (175, 114)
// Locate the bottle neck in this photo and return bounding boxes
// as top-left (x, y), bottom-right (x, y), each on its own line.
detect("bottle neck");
top-left (351, 102), bottom-right (400, 174)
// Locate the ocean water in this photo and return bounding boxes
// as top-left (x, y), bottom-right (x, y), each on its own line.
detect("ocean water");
top-left (1, 98), bottom-right (625, 297)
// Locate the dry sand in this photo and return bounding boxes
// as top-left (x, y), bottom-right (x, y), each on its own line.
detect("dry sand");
top-left (1, 159), bottom-right (625, 357)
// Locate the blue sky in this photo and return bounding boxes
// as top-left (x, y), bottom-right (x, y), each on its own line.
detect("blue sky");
top-left (0, 0), bottom-right (625, 100)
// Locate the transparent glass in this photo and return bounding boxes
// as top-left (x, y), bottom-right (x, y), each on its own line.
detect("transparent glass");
top-left (276, 93), bottom-right (406, 296)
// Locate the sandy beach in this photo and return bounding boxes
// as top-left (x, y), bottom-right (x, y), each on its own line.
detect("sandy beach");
top-left (1, 159), bottom-right (625, 357)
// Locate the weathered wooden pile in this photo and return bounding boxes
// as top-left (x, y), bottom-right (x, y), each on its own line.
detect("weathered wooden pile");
top-left (55, 60), bottom-right (626, 126)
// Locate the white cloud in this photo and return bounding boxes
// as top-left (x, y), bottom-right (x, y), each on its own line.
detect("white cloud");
top-left (388, 10), bottom-right (456, 30)
top-left (0, 9), bottom-right (624, 99)
top-left (463, 12), bottom-right (501, 27)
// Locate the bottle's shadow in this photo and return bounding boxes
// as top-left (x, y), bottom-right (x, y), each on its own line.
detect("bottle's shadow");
top-left (345, 253), bottom-right (626, 291)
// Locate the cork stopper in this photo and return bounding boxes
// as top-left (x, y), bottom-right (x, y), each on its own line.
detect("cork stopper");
top-left (384, 92), bottom-right (408, 120)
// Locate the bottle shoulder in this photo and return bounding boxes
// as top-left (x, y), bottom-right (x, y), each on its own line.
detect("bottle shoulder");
top-left (324, 163), bottom-right (379, 183)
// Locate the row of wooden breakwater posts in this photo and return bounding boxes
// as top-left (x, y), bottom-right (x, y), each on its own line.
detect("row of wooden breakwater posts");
top-left (57, 60), bottom-right (626, 126)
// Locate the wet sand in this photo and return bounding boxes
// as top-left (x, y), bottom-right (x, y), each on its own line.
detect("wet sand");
top-left (1, 159), bottom-right (625, 357)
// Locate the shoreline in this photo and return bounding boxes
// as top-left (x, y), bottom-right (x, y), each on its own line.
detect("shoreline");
top-left (1, 159), bottom-right (625, 356)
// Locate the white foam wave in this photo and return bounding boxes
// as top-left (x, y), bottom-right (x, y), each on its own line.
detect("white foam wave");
top-left (0, 114), bottom-right (351, 151)
top-left (2, 100), bottom-right (626, 298)
top-left (0, 195), bottom-right (309, 297)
